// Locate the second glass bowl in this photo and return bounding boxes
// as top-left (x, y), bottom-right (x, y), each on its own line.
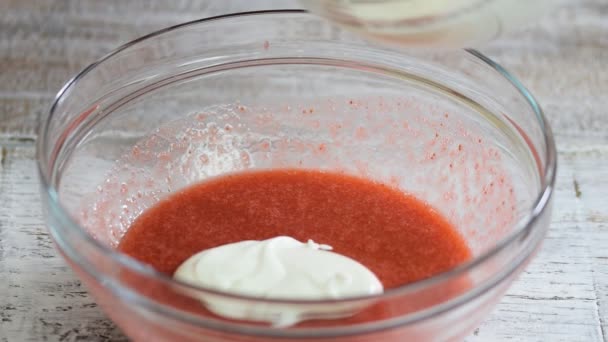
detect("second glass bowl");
top-left (304, 0), bottom-right (558, 48)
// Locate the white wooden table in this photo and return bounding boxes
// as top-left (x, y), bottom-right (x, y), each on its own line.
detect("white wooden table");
top-left (1, 1), bottom-right (607, 341)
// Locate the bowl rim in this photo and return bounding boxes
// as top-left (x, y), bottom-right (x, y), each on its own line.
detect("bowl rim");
top-left (36, 8), bottom-right (557, 333)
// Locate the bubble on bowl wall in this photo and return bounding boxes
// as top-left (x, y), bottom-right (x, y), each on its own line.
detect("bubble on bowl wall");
top-left (78, 104), bottom-right (255, 246)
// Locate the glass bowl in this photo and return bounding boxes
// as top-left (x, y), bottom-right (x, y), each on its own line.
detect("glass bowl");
top-left (37, 10), bottom-right (556, 342)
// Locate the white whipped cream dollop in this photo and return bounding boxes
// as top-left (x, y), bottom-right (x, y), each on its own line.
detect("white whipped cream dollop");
top-left (173, 236), bottom-right (383, 326)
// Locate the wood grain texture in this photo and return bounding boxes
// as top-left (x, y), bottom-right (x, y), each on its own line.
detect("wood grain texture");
top-left (1, 0), bottom-right (607, 341)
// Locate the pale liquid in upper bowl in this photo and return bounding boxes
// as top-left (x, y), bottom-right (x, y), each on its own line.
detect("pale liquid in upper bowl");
top-left (305, 0), bottom-right (555, 47)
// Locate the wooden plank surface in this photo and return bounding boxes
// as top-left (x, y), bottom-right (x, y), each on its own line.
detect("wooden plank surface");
top-left (1, 1), bottom-right (607, 341)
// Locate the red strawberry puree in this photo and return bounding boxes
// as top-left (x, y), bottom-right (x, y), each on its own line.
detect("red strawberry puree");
top-left (118, 169), bottom-right (471, 327)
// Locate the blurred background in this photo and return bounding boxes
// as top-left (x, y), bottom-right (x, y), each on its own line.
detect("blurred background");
top-left (0, 0), bottom-right (297, 137)
top-left (0, 1), bottom-right (606, 341)
top-left (0, 0), bottom-right (605, 140)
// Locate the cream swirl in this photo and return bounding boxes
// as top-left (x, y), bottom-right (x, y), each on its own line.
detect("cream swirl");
top-left (173, 236), bottom-right (383, 326)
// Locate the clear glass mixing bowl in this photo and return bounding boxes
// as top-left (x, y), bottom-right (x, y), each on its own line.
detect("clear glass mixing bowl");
top-left (37, 10), bottom-right (556, 342)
